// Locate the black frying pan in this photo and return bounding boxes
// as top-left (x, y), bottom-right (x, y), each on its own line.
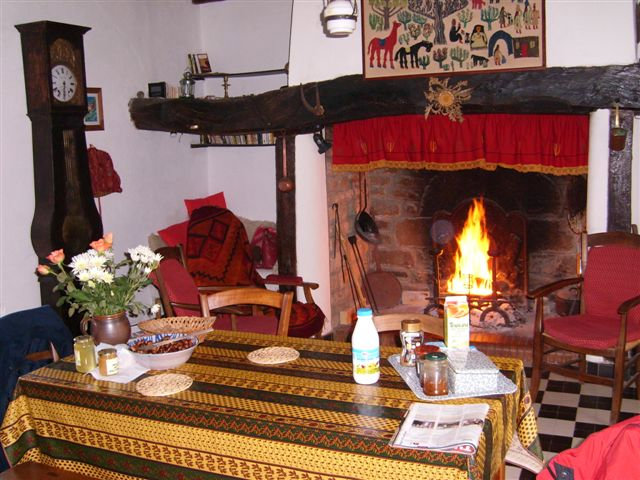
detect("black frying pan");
top-left (355, 173), bottom-right (381, 244)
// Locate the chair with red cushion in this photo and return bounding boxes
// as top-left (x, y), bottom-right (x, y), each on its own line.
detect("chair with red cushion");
top-left (183, 206), bottom-right (325, 337)
top-left (528, 232), bottom-right (640, 424)
top-left (151, 246), bottom-right (324, 338)
top-left (199, 288), bottom-right (294, 337)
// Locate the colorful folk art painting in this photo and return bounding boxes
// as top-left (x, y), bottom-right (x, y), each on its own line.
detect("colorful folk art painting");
top-left (363, 0), bottom-right (545, 79)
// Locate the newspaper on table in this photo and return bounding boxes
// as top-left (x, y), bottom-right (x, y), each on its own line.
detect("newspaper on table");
top-left (389, 402), bottom-right (489, 455)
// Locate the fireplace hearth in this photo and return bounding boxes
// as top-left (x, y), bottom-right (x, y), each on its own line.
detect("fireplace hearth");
top-left (326, 164), bottom-right (587, 343)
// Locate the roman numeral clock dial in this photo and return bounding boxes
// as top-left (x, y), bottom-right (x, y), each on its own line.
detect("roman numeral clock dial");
top-left (51, 64), bottom-right (77, 102)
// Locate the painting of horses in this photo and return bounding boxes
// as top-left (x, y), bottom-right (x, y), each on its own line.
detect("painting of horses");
top-left (363, 0), bottom-right (545, 79)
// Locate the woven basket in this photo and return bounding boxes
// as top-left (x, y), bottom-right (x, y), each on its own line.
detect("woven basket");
top-left (138, 316), bottom-right (215, 342)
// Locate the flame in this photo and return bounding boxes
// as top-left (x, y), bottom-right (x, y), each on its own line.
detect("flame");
top-left (447, 198), bottom-right (493, 296)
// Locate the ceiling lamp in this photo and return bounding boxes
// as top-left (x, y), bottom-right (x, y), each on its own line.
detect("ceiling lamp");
top-left (322, 0), bottom-right (358, 37)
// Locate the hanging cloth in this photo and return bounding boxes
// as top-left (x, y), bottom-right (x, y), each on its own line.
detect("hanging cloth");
top-left (87, 145), bottom-right (122, 216)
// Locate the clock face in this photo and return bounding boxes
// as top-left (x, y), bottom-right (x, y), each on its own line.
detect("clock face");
top-left (51, 64), bottom-right (78, 102)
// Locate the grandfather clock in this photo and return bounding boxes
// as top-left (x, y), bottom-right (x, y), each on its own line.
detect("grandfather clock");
top-left (15, 21), bottom-right (102, 317)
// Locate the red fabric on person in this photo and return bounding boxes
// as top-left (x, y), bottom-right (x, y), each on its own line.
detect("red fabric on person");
top-left (332, 114), bottom-right (589, 175)
top-left (537, 416), bottom-right (640, 480)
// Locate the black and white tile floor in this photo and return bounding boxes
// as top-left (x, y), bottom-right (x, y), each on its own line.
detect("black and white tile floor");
top-left (506, 368), bottom-right (640, 480)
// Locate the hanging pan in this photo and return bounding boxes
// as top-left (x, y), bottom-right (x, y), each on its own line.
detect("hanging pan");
top-left (355, 172), bottom-right (381, 244)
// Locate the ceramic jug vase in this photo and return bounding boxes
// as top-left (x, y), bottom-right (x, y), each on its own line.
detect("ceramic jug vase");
top-left (81, 311), bottom-right (131, 345)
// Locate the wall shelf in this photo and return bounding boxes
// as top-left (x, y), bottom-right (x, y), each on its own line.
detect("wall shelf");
top-left (191, 132), bottom-right (276, 148)
top-left (192, 66), bottom-right (288, 98)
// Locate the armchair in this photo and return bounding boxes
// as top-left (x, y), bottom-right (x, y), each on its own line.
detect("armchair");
top-left (528, 232), bottom-right (640, 424)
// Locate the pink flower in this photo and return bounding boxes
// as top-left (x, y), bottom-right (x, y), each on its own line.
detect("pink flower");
top-left (46, 249), bottom-right (65, 264)
top-left (90, 233), bottom-right (113, 253)
top-left (36, 264), bottom-right (51, 275)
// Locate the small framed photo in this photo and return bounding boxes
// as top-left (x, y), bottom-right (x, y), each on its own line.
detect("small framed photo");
top-left (148, 81), bottom-right (167, 98)
top-left (197, 53), bottom-right (212, 74)
top-left (84, 87), bottom-right (104, 131)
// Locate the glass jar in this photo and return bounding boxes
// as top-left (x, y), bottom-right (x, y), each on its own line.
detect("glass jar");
top-left (399, 319), bottom-right (423, 367)
top-left (98, 348), bottom-right (119, 376)
top-left (74, 335), bottom-right (97, 373)
top-left (420, 351), bottom-right (449, 396)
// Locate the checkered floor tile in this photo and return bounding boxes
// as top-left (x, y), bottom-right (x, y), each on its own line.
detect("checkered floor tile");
top-left (506, 368), bottom-right (640, 480)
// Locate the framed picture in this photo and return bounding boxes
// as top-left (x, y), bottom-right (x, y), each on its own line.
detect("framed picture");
top-left (197, 53), bottom-right (212, 74)
top-left (84, 87), bottom-right (104, 131)
top-left (362, 0), bottom-right (545, 79)
top-left (148, 81), bottom-right (167, 98)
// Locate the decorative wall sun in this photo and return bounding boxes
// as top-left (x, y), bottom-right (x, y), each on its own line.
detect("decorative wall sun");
top-left (424, 77), bottom-right (473, 123)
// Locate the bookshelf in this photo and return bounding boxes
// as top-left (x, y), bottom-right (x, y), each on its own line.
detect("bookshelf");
top-left (191, 132), bottom-right (276, 148)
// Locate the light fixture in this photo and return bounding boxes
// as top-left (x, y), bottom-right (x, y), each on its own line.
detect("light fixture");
top-left (179, 71), bottom-right (196, 98)
top-left (313, 128), bottom-right (332, 154)
top-left (322, 0), bottom-right (358, 37)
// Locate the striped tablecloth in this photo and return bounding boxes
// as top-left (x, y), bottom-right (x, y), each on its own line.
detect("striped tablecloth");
top-left (1, 330), bottom-right (542, 480)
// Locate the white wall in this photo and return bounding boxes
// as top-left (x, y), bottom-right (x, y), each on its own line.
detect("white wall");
top-left (197, 0), bottom-right (292, 222)
top-left (0, 0), bottom-right (206, 315)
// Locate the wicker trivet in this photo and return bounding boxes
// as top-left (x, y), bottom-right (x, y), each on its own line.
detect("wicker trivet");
top-left (247, 346), bottom-right (300, 365)
top-left (136, 373), bottom-right (193, 397)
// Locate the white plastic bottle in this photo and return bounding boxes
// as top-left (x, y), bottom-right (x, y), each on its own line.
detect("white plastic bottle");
top-left (352, 307), bottom-right (380, 384)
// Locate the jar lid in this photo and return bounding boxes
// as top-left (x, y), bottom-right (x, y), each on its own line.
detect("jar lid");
top-left (357, 307), bottom-right (373, 317)
top-left (98, 348), bottom-right (117, 356)
top-left (401, 319), bottom-right (422, 332)
top-left (425, 351), bottom-right (447, 361)
top-left (74, 335), bottom-right (93, 343)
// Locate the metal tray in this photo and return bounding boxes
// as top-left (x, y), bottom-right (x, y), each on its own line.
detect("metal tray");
top-left (388, 354), bottom-right (517, 402)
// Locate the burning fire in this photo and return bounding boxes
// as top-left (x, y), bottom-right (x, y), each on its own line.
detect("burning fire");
top-left (447, 198), bottom-right (493, 296)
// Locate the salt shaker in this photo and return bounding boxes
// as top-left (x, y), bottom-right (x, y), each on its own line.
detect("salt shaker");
top-left (399, 319), bottom-right (423, 367)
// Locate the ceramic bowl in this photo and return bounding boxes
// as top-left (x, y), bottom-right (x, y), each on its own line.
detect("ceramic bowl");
top-left (127, 333), bottom-right (197, 370)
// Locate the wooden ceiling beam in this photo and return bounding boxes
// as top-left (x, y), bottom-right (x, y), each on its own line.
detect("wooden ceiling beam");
top-left (129, 63), bottom-right (640, 136)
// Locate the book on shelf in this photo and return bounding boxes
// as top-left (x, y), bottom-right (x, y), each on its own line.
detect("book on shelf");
top-left (389, 402), bottom-right (489, 456)
top-left (196, 53), bottom-right (212, 74)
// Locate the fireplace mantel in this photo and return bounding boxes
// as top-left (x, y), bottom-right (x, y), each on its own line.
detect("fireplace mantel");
top-left (129, 63), bottom-right (640, 136)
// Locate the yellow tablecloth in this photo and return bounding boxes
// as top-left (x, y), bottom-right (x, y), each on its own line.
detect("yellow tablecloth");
top-left (1, 331), bottom-right (542, 479)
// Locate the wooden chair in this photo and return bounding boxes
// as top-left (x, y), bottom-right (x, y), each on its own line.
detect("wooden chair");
top-left (200, 287), bottom-right (294, 336)
top-left (152, 246), bottom-right (323, 337)
top-left (528, 232), bottom-right (640, 424)
top-left (373, 313), bottom-right (444, 339)
top-left (0, 462), bottom-right (97, 479)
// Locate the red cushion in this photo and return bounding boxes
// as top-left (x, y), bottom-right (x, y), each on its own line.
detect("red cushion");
top-left (158, 221), bottom-right (189, 247)
top-left (288, 303), bottom-right (325, 338)
top-left (213, 313), bottom-right (278, 335)
top-left (184, 192), bottom-right (227, 217)
top-left (155, 259), bottom-right (200, 316)
top-left (583, 243), bottom-right (640, 324)
top-left (544, 313), bottom-right (640, 350)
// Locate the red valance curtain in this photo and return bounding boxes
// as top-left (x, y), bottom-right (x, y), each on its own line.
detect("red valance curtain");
top-left (332, 114), bottom-right (589, 175)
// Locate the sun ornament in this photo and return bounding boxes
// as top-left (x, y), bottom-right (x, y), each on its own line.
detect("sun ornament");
top-left (424, 77), bottom-right (473, 123)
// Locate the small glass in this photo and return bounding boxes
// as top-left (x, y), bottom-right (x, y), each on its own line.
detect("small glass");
top-left (98, 348), bottom-right (119, 376)
top-left (419, 351), bottom-right (448, 396)
top-left (74, 335), bottom-right (97, 373)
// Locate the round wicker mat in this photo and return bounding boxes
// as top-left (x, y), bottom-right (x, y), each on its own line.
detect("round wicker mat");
top-left (136, 373), bottom-right (193, 397)
top-left (247, 346), bottom-right (300, 365)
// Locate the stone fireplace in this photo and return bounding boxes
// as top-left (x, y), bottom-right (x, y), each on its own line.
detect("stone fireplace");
top-left (325, 159), bottom-right (587, 346)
